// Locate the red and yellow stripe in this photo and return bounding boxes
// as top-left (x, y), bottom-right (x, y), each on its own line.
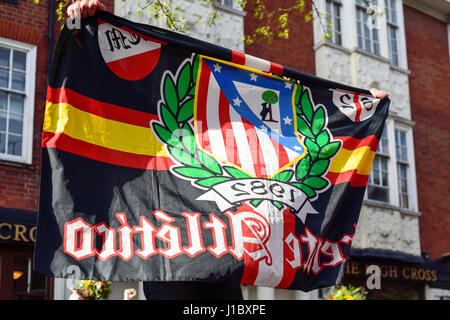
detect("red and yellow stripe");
top-left (326, 135), bottom-right (379, 187)
top-left (43, 86), bottom-right (174, 170)
top-left (43, 86), bottom-right (378, 186)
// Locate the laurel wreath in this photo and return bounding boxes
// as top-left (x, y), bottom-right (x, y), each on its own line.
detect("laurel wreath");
top-left (151, 54), bottom-right (342, 211)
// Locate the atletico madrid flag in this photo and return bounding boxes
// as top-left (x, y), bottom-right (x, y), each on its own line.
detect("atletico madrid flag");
top-left (34, 11), bottom-right (389, 291)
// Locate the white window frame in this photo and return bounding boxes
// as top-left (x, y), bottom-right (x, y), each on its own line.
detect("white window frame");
top-left (385, 0), bottom-right (399, 66)
top-left (325, 0), bottom-right (343, 46)
top-left (355, 0), bottom-right (380, 55)
top-left (218, 0), bottom-right (233, 7)
top-left (313, 0), bottom-right (408, 69)
top-left (367, 126), bottom-right (390, 203)
top-left (365, 119), bottom-right (418, 212)
top-left (0, 37), bottom-right (36, 165)
top-left (393, 121), bottom-right (418, 211)
top-left (215, 0), bottom-right (242, 11)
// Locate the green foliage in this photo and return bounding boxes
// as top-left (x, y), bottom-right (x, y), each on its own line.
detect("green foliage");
top-left (40, 0), bottom-right (383, 45)
top-left (41, 0), bottom-right (336, 45)
top-left (326, 285), bottom-right (367, 300)
top-left (75, 280), bottom-right (111, 300)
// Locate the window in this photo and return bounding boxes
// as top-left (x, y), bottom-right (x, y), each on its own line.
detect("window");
top-left (355, 0), bottom-right (380, 55)
top-left (0, 249), bottom-right (50, 300)
top-left (0, 38), bottom-right (36, 164)
top-left (366, 122), bottom-right (416, 210)
top-left (220, 0), bottom-right (233, 6)
top-left (12, 255), bottom-right (47, 299)
top-left (217, 0), bottom-right (240, 9)
top-left (215, 0), bottom-right (244, 11)
top-left (325, 0), bottom-right (342, 46)
top-left (385, 0), bottom-right (399, 66)
top-left (395, 129), bottom-right (409, 208)
top-left (368, 128), bottom-right (389, 202)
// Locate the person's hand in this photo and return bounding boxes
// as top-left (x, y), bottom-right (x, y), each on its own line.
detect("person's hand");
top-left (123, 288), bottom-right (137, 300)
top-left (370, 88), bottom-right (389, 99)
top-left (68, 288), bottom-right (84, 300)
top-left (67, 0), bottom-right (106, 19)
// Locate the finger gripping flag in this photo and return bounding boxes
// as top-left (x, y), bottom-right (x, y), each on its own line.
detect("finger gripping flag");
top-left (34, 11), bottom-right (389, 291)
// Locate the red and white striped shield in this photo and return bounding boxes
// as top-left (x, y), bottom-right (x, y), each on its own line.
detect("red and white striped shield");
top-left (194, 56), bottom-right (307, 178)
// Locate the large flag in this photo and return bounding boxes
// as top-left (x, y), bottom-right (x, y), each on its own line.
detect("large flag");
top-left (35, 11), bottom-right (389, 291)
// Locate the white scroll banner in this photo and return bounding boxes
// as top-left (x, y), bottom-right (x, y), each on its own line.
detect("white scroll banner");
top-left (196, 178), bottom-right (318, 223)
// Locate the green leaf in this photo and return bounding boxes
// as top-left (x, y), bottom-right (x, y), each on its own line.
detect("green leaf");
top-left (161, 104), bottom-right (179, 133)
top-left (296, 116), bottom-right (314, 139)
top-left (188, 86), bottom-right (196, 96)
top-left (251, 199), bottom-right (263, 207)
top-left (303, 176), bottom-right (328, 190)
top-left (173, 167), bottom-right (215, 179)
top-left (310, 159), bottom-right (330, 176)
top-left (294, 84), bottom-right (303, 106)
top-left (177, 98), bottom-right (194, 122)
top-left (198, 150), bottom-right (222, 175)
top-left (168, 146), bottom-right (201, 168)
top-left (224, 166), bottom-right (252, 179)
top-left (180, 123), bottom-right (196, 155)
top-left (272, 201), bottom-right (283, 209)
top-left (195, 176), bottom-right (231, 188)
top-left (319, 141), bottom-right (341, 159)
top-left (317, 131), bottom-right (330, 147)
top-left (272, 170), bottom-right (294, 182)
top-left (312, 107), bottom-right (325, 136)
top-left (305, 138), bottom-right (319, 161)
top-left (164, 74), bottom-right (178, 114)
top-left (153, 123), bottom-right (178, 146)
top-left (300, 90), bottom-right (313, 122)
top-left (295, 155), bottom-right (310, 181)
top-left (192, 55), bottom-right (200, 85)
top-left (177, 62), bottom-right (191, 99)
top-left (292, 182), bottom-right (316, 198)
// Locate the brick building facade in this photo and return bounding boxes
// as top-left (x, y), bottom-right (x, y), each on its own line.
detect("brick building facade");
top-left (0, 0), bottom-right (51, 213)
top-left (0, 0), bottom-right (115, 300)
top-left (404, 3), bottom-right (450, 261)
top-left (0, 0), bottom-right (55, 300)
top-left (243, 0), bottom-right (316, 75)
top-left (403, 0), bottom-right (450, 299)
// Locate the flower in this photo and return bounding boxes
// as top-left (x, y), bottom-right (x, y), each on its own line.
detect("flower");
top-left (326, 284), bottom-right (366, 300)
top-left (75, 280), bottom-right (111, 300)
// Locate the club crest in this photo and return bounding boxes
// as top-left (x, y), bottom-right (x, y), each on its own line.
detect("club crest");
top-left (151, 54), bottom-right (343, 225)
top-left (194, 57), bottom-right (307, 178)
